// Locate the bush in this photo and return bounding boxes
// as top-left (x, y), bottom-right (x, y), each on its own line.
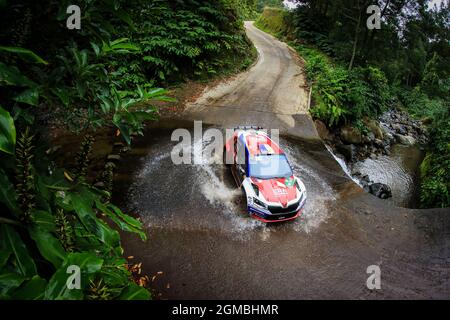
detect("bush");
top-left (255, 7), bottom-right (289, 36)
top-left (419, 105), bottom-right (450, 208)
top-left (295, 45), bottom-right (390, 127)
top-left (130, 1), bottom-right (255, 83)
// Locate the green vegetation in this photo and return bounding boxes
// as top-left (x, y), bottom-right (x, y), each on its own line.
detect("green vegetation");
top-left (256, 0), bottom-right (285, 12)
top-left (293, 45), bottom-right (390, 127)
top-left (255, 7), bottom-right (290, 35)
top-left (0, 0), bottom-right (255, 299)
top-left (255, 1), bottom-right (449, 208)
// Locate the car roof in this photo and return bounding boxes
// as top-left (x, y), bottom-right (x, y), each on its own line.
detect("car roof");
top-left (238, 130), bottom-right (283, 156)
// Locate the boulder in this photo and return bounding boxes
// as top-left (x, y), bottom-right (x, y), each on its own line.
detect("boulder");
top-left (369, 183), bottom-right (392, 199)
top-left (314, 119), bottom-right (331, 141)
top-left (394, 134), bottom-right (416, 146)
top-left (364, 119), bottom-right (384, 140)
top-left (340, 126), bottom-right (362, 144)
top-left (381, 126), bottom-right (394, 143)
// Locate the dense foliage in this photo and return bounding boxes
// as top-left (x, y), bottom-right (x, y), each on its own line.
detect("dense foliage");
top-left (0, 0), bottom-right (255, 299)
top-left (256, 1), bottom-right (449, 208)
top-left (256, 0), bottom-right (285, 12)
top-left (294, 45), bottom-right (391, 127)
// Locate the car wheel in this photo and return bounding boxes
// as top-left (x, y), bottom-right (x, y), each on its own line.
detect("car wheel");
top-left (242, 186), bottom-right (252, 215)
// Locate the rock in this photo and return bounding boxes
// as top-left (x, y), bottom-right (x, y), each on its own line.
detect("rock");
top-left (315, 120), bottom-right (331, 141)
top-left (364, 119), bottom-right (384, 140)
top-left (382, 129), bottom-right (394, 143)
top-left (352, 170), bottom-right (362, 177)
top-left (107, 154), bottom-right (121, 161)
top-left (394, 134), bottom-right (416, 146)
top-left (340, 126), bottom-right (362, 144)
top-left (392, 123), bottom-right (407, 134)
top-left (369, 183), bottom-right (392, 199)
top-left (336, 144), bottom-right (355, 162)
top-left (362, 135), bottom-right (371, 144)
top-left (374, 139), bottom-right (384, 147)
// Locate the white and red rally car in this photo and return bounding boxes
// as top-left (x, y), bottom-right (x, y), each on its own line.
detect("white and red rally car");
top-left (224, 126), bottom-right (307, 222)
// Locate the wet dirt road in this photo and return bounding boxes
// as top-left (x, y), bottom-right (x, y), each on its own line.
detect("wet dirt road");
top-left (116, 22), bottom-right (450, 299)
top-left (185, 21), bottom-right (317, 140)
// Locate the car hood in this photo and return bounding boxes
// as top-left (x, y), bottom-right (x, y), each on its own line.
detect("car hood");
top-left (251, 176), bottom-right (297, 207)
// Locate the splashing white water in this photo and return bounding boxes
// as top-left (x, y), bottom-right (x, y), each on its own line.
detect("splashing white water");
top-left (126, 134), bottom-right (338, 238)
top-left (325, 144), bottom-right (362, 187)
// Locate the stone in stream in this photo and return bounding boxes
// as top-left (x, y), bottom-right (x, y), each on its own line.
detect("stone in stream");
top-left (364, 118), bottom-right (384, 140)
top-left (369, 183), bottom-right (392, 199)
top-left (394, 134), bottom-right (416, 146)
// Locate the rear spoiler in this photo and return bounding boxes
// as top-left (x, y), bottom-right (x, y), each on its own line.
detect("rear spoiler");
top-left (233, 125), bottom-right (263, 131)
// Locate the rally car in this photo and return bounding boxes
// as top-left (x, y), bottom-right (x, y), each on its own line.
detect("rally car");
top-left (224, 126), bottom-right (307, 222)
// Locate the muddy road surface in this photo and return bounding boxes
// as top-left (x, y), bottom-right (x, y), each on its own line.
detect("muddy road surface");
top-left (115, 22), bottom-right (450, 299)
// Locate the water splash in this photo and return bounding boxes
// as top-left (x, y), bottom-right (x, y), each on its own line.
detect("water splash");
top-left (126, 133), bottom-right (337, 238)
top-left (325, 144), bottom-right (362, 187)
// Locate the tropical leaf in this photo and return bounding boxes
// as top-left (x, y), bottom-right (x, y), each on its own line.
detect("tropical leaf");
top-left (0, 105), bottom-right (16, 154)
top-left (0, 272), bottom-right (26, 298)
top-left (0, 62), bottom-right (35, 87)
top-left (69, 191), bottom-right (121, 252)
top-left (32, 210), bottom-right (56, 232)
top-left (44, 252), bottom-right (103, 300)
top-left (118, 283), bottom-right (151, 300)
top-left (0, 168), bottom-right (18, 213)
top-left (14, 88), bottom-right (40, 106)
top-left (0, 46), bottom-right (48, 64)
top-left (0, 231), bottom-right (12, 268)
top-left (95, 200), bottom-right (147, 241)
top-left (0, 224), bottom-right (37, 277)
top-left (10, 275), bottom-right (47, 300)
top-left (29, 226), bottom-right (67, 268)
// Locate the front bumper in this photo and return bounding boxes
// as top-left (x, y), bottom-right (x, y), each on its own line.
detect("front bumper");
top-left (250, 208), bottom-right (303, 223)
top-left (247, 197), bottom-right (306, 223)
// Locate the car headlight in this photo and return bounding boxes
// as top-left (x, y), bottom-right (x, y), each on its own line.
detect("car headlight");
top-left (247, 196), bottom-right (253, 206)
top-left (253, 197), bottom-right (268, 209)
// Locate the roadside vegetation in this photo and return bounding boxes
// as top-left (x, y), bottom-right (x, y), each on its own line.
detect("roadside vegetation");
top-left (0, 0), bottom-right (256, 299)
top-left (255, 1), bottom-right (449, 208)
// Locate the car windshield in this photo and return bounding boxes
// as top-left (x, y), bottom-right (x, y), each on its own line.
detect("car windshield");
top-left (248, 154), bottom-right (293, 179)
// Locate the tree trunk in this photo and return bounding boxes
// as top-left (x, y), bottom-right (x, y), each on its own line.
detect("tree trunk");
top-left (348, 10), bottom-right (361, 71)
